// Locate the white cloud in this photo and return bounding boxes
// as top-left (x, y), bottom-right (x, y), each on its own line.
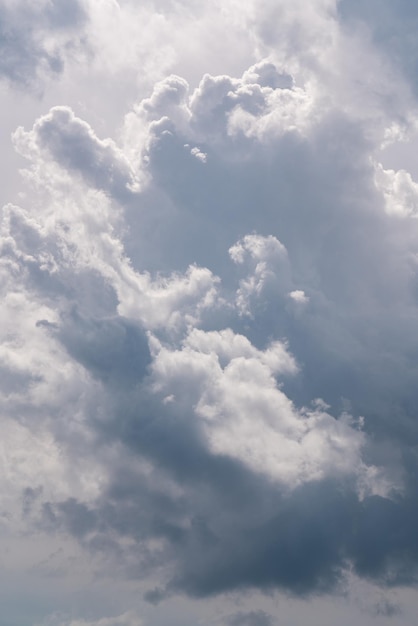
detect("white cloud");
top-left (288, 289), bottom-right (309, 304)
top-left (190, 146), bottom-right (207, 163)
top-left (14, 106), bottom-right (140, 199)
top-left (150, 325), bottom-right (376, 490)
top-left (229, 234), bottom-right (291, 316)
top-left (38, 612), bottom-right (142, 626)
top-left (374, 162), bottom-right (418, 217)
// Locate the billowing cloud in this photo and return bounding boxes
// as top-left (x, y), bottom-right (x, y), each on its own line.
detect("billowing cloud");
top-left (4, 2), bottom-right (418, 626)
top-left (14, 106), bottom-right (140, 201)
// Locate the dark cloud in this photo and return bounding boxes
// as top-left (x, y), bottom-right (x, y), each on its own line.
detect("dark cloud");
top-left (57, 311), bottom-right (151, 389)
top-left (7, 48), bottom-right (418, 619)
top-left (41, 452), bottom-right (418, 599)
top-left (30, 296), bottom-right (414, 598)
top-left (9, 3), bottom-right (418, 626)
top-left (350, 493), bottom-right (418, 586)
top-left (124, 82), bottom-right (418, 448)
top-left (143, 587), bottom-right (166, 605)
top-left (373, 597), bottom-right (402, 617)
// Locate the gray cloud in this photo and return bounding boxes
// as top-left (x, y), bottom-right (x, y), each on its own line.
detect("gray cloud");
top-left (7, 58), bottom-right (418, 603)
top-left (57, 311), bottom-right (151, 389)
top-left (226, 611), bottom-right (274, 626)
top-left (338, 0), bottom-right (418, 97)
top-left (15, 106), bottom-right (139, 202)
top-left (373, 597), bottom-right (402, 618)
top-left (0, 0), bottom-right (87, 88)
top-left (5, 5), bottom-right (418, 625)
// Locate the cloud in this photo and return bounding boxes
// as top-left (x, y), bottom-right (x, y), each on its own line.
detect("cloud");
top-left (226, 611), bottom-right (274, 626)
top-left (0, 0), bottom-right (87, 88)
top-left (38, 612), bottom-right (142, 626)
top-left (373, 597), bottom-right (402, 618)
top-left (151, 327), bottom-right (368, 489)
top-left (14, 106), bottom-right (140, 202)
top-left (5, 3), bottom-right (418, 625)
top-left (3, 52), bottom-right (416, 606)
top-left (288, 290), bottom-right (308, 304)
top-left (229, 234), bottom-right (291, 316)
top-left (338, 0), bottom-right (418, 98)
top-left (374, 163), bottom-right (418, 217)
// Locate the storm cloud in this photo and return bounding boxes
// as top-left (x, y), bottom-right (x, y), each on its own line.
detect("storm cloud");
top-left (3, 2), bottom-right (418, 626)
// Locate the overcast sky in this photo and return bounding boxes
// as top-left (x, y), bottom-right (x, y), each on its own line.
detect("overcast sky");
top-left (3, 1), bottom-right (418, 625)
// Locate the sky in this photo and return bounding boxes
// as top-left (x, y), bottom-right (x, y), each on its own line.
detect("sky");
top-left (3, 1), bottom-right (418, 625)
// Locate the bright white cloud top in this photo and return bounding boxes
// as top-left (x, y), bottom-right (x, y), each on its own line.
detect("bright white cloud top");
top-left (2, 1), bottom-right (418, 625)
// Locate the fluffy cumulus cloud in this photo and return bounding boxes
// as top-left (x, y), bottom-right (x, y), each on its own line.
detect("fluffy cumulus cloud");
top-left (4, 1), bottom-right (418, 625)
